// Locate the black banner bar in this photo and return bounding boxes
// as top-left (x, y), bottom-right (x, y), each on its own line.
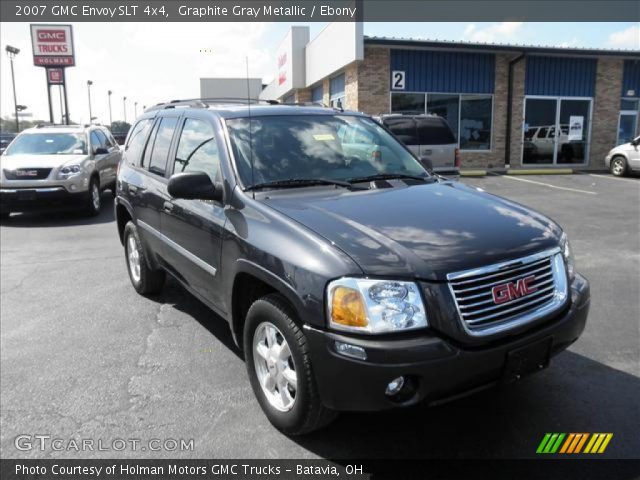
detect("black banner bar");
top-left (1, 0), bottom-right (639, 22)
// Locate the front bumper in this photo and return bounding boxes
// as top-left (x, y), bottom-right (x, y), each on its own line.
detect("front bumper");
top-left (305, 274), bottom-right (590, 411)
top-left (0, 186), bottom-right (89, 212)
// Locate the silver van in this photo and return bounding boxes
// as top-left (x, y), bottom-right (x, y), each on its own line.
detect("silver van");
top-left (377, 114), bottom-right (460, 176)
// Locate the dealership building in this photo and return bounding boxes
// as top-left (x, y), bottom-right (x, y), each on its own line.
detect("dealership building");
top-left (247, 23), bottom-right (640, 170)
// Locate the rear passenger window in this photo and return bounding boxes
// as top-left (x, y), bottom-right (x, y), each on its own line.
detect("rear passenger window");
top-left (124, 119), bottom-right (153, 166)
top-left (417, 118), bottom-right (456, 145)
top-left (173, 118), bottom-right (221, 183)
top-left (384, 117), bottom-right (418, 146)
top-left (147, 117), bottom-right (178, 176)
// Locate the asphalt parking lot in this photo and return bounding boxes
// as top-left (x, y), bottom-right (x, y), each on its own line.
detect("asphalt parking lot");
top-left (1, 173), bottom-right (638, 460)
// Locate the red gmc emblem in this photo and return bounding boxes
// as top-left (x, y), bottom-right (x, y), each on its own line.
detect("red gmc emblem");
top-left (492, 275), bottom-right (538, 304)
top-left (38, 30), bottom-right (66, 42)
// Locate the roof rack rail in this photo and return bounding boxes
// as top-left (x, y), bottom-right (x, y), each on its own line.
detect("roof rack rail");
top-left (144, 98), bottom-right (280, 112)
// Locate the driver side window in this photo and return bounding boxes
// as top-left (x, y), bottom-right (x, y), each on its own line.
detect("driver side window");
top-left (173, 118), bottom-right (221, 183)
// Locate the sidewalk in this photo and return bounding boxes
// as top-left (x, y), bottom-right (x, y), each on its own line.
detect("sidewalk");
top-left (460, 167), bottom-right (609, 177)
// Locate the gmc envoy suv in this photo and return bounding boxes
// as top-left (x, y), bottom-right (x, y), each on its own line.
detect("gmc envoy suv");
top-left (115, 99), bottom-right (590, 434)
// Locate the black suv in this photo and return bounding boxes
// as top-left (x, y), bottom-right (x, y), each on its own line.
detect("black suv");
top-left (115, 99), bottom-right (590, 434)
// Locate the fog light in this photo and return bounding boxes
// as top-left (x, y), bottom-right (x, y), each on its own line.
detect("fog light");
top-left (385, 376), bottom-right (405, 396)
top-left (69, 184), bottom-right (77, 191)
top-left (334, 341), bottom-right (367, 360)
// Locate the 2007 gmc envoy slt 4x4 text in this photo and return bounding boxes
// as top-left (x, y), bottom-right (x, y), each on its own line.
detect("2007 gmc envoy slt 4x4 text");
top-left (114, 100), bottom-right (590, 434)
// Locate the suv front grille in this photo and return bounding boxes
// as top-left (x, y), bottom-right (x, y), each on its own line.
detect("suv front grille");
top-left (3, 168), bottom-right (52, 180)
top-left (447, 248), bottom-right (568, 336)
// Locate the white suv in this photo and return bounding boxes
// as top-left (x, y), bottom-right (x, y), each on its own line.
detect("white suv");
top-left (605, 136), bottom-right (640, 177)
top-left (0, 124), bottom-right (121, 218)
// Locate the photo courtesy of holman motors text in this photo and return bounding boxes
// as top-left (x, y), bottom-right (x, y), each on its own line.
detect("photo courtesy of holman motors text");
top-left (0, 1), bottom-right (639, 479)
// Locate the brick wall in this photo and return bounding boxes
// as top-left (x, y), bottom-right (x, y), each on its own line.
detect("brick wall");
top-left (590, 58), bottom-right (624, 168)
top-left (355, 46), bottom-right (390, 116)
top-left (344, 62), bottom-right (359, 111)
top-left (509, 59), bottom-right (526, 168)
top-left (295, 88), bottom-right (311, 103)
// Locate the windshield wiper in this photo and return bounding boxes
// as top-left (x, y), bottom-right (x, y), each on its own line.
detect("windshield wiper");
top-left (245, 178), bottom-right (365, 191)
top-left (346, 173), bottom-right (433, 184)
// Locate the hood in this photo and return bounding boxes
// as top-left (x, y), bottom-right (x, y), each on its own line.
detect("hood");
top-left (1, 154), bottom-right (87, 170)
top-left (263, 182), bottom-right (562, 280)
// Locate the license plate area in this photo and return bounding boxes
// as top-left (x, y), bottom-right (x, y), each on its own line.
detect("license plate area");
top-left (504, 337), bottom-right (552, 383)
top-left (17, 190), bottom-right (37, 201)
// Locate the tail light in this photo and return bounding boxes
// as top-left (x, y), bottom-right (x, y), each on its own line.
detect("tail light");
top-left (455, 148), bottom-right (461, 168)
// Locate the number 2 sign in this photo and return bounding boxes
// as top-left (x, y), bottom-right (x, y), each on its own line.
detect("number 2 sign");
top-left (392, 71), bottom-right (405, 90)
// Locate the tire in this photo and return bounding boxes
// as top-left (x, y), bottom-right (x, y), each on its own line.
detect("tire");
top-left (123, 221), bottom-right (165, 295)
top-left (86, 176), bottom-right (101, 216)
top-left (610, 156), bottom-right (627, 177)
top-left (244, 293), bottom-right (337, 435)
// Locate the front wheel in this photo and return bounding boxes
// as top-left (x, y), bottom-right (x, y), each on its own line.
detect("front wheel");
top-left (610, 156), bottom-right (627, 177)
top-left (244, 294), bottom-right (337, 435)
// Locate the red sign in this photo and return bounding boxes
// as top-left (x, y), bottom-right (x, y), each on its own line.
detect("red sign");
top-left (31, 24), bottom-right (75, 67)
top-left (47, 68), bottom-right (63, 84)
top-left (491, 275), bottom-right (538, 305)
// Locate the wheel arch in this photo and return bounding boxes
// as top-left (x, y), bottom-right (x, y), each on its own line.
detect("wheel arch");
top-left (230, 260), bottom-right (307, 351)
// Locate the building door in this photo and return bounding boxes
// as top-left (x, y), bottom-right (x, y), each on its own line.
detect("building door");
top-left (618, 113), bottom-right (638, 146)
top-left (523, 97), bottom-right (591, 165)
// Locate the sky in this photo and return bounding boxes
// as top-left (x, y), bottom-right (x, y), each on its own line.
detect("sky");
top-left (0, 22), bottom-right (638, 124)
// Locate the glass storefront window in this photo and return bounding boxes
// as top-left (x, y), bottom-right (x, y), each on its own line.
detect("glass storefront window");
top-left (620, 98), bottom-right (639, 111)
top-left (389, 92), bottom-right (494, 151)
top-left (460, 96), bottom-right (492, 150)
top-left (427, 94), bottom-right (459, 140)
top-left (391, 93), bottom-right (426, 114)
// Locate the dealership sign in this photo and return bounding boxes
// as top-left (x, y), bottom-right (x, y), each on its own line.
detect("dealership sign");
top-left (30, 24), bottom-right (75, 66)
top-left (47, 68), bottom-right (63, 84)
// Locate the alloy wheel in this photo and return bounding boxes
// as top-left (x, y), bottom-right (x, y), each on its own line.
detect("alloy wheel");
top-left (127, 234), bottom-right (141, 283)
top-left (253, 321), bottom-right (297, 412)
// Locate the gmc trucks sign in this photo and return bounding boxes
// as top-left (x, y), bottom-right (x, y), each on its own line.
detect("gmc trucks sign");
top-left (30, 24), bottom-right (75, 66)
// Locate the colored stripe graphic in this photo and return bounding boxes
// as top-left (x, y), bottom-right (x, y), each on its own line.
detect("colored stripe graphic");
top-left (537, 433), bottom-right (613, 454)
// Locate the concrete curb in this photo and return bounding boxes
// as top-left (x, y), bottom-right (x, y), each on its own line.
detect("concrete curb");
top-left (460, 168), bottom-right (578, 177)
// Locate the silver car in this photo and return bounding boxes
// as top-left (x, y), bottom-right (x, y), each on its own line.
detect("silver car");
top-left (605, 136), bottom-right (640, 177)
top-left (0, 124), bottom-right (121, 218)
top-left (376, 114), bottom-right (460, 176)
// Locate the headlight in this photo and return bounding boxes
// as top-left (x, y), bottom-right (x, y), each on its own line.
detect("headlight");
top-left (560, 232), bottom-right (575, 281)
top-left (57, 164), bottom-right (82, 179)
top-left (327, 278), bottom-right (428, 334)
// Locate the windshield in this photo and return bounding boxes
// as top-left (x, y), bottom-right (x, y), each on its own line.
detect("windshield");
top-left (4, 133), bottom-right (87, 155)
top-left (225, 115), bottom-right (427, 187)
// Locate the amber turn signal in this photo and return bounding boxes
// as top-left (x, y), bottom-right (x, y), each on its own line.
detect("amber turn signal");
top-left (331, 286), bottom-right (368, 328)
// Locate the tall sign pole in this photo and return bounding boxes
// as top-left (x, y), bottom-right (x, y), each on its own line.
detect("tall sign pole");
top-left (30, 24), bottom-right (75, 124)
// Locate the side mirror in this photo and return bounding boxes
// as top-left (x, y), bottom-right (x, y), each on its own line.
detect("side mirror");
top-left (168, 171), bottom-right (222, 202)
top-left (419, 155), bottom-right (434, 174)
top-left (93, 147), bottom-right (109, 155)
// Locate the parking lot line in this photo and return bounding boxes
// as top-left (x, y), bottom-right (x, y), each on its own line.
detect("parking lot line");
top-left (497, 174), bottom-right (598, 195)
top-left (589, 174), bottom-right (640, 185)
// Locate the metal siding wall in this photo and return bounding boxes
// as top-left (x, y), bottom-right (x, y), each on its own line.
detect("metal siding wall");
top-left (311, 85), bottom-right (323, 103)
top-left (390, 49), bottom-right (495, 93)
top-left (525, 56), bottom-right (597, 97)
top-left (622, 59), bottom-right (640, 98)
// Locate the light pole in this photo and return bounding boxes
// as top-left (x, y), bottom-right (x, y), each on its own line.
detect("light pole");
top-left (107, 90), bottom-right (113, 126)
top-left (134, 101), bottom-right (138, 117)
top-left (87, 80), bottom-right (93, 124)
top-left (123, 96), bottom-right (127, 123)
top-left (5, 45), bottom-right (20, 132)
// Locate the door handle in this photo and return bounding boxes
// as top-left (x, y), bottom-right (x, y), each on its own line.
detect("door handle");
top-left (163, 201), bottom-right (174, 213)
top-left (128, 185), bottom-right (145, 194)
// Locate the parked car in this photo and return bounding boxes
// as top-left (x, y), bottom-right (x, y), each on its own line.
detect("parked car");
top-left (0, 132), bottom-right (16, 155)
top-left (605, 135), bottom-right (640, 176)
top-left (375, 114), bottom-right (460, 176)
top-left (115, 100), bottom-right (590, 434)
top-left (0, 124), bottom-right (121, 218)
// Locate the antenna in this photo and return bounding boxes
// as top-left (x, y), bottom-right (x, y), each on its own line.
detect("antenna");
top-left (246, 56), bottom-right (255, 199)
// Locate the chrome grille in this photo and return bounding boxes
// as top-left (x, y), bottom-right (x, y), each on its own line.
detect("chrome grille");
top-left (3, 168), bottom-right (52, 180)
top-left (447, 248), bottom-right (568, 336)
